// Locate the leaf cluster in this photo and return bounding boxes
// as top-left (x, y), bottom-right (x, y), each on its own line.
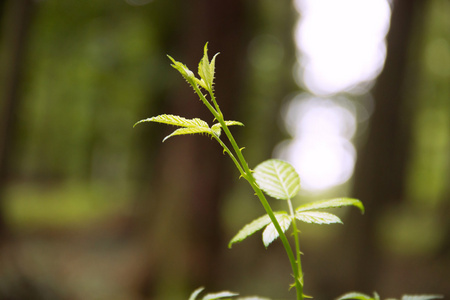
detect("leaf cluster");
top-left (134, 114), bottom-right (243, 142)
top-left (229, 159), bottom-right (364, 248)
top-left (189, 287), bottom-right (270, 300)
top-left (134, 43), bottom-right (242, 142)
top-left (131, 43), bottom-right (442, 300)
top-left (337, 292), bottom-right (443, 300)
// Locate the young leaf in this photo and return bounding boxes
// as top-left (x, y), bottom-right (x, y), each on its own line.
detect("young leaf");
top-left (162, 127), bottom-right (212, 142)
top-left (190, 287), bottom-right (206, 300)
top-left (228, 214), bottom-right (273, 248)
top-left (198, 43), bottom-right (219, 91)
top-left (134, 114), bottom-right (214, 141)
top-left (336, 292), bottom-right (377, 300)
top-left (167, 55), bottom-right (198, 89)
top-left (203, 291), bottom-right (239, 300)
top-left (237, 297), bottom-right (271, 300)
top-left (134, 114), bottom-right (208, 129)
top-left (211, 123), bottom-right (222, 137)
top-left (262, 213), bottom-right (291, 247)
top-left (401, 296), bottom-right (443, 300)
top-left (223, 120), bottom-right (244, 127)
top-left (295, 211), bottom-right (342, 224)
top-left (296, 198), bottom-right (364, 214)
top-left (253, 159), bottom-right (300, 200)
top-left (211, 121), bottom-right (244, 136)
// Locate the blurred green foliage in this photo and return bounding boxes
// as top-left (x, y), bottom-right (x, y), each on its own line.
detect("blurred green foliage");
top-left (5, 182), bottom-right (130, 229)
top-left (0, 0), bottom-right (448, 298)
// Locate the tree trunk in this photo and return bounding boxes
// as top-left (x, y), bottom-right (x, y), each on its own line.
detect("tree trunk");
top-left (342, 0), bottom-right (426, 294)
top-left (135, 1), bottom-right (247, 298)
top-left (0, 0), bottom-right (35, 244)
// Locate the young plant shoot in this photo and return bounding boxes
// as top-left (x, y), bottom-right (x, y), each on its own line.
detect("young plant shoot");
top-left (134, 44), bottom-right (442, 300)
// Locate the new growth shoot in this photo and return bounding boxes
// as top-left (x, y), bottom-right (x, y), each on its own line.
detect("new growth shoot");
top-left (132, 43), bottom-right (437, 300)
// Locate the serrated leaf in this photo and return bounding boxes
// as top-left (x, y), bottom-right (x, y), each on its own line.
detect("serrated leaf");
top-left (228, 214), bottom-right (273, 248)
top-left (253, 159), bottom-right (300, 200)
top-left (237, 297), bottom-right (271, 300)
top-left (163, 127), bottom-right (212, 142)
top-left (134, 114), bottom-right (214, 141)
top-left (336, 292), bottom-right (375, 300)
top-left (134, 114), bottom-right (209, 129)
top-left (211, 121), bottom-right (244, 137)
top-left (167, 55), bottom-right (198, 88)
top-left (224, 120), bottom-right (244, 127)
top-left (401, 296), bottom-right (443, 300)
top-left (198, 43), bottom-right (219, 91)
top-left (262, 213), bottom-right (291, 247)
top-left (189, 287), bottom-right (205, 300)
top-left (296, 198), bottom-right (364, 214)
top-left (211, 124), bottom-right (222, 136)
top-left (203, 291), bottom-right (239, 300)
top-left (295, 211), bottom-right (342, 224)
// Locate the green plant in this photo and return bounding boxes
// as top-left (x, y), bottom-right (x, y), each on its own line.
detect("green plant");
top-left (134, 44), bottom-right (443, 300)
top-left (337, 292), bottom-right (443, 300)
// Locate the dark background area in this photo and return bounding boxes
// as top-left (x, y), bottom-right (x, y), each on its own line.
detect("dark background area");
top-left (0, 0), bottom-right (448, 299)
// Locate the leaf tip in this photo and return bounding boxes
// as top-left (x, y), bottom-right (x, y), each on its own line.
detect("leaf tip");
top-left (133, 119), bottom-right (148, 128)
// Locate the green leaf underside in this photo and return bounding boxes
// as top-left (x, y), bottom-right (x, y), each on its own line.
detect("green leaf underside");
top-left (230, 209), bottom-right (347, 248)
top-left (296, 198), bottom-right (364, 214)
top-left (254, 159), bottom-right (300, 200)
top-left (190, 287), bottom-right (206, 300)
top-left (262, 213), bottom-right (291, 247)
top-left (203, 291), bottom-right (239, 300)
top-left (295, 211), bottom-right (342, 224)
top-left (163, 127), bottom-right (213, 142)
top-left (337, 292), bottom-right (378, 300)
top-left (228, 214), bottom-right (273, 248)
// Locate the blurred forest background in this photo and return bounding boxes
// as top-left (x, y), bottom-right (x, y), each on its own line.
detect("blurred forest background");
top-left (0, 0), bottom-right (449, 299)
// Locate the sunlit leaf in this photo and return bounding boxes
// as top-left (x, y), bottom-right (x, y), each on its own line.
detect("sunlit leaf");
top-left (163, 127), bottom-right (212, 142)
top-left (224, 120), bottom-right (244, 127)
top-left (295, 211), bottom-right (342, 224)
top-left (262, 213), bottom-right (291, 247)
top-left (228, 214), bottom-right (272, 248)
top-left (198, 42), bottom-right (219, 91)
top-left (211, 121), bottom-right (244, 137)
top-left (211, 123), bottom-right (222, 136)
top-left (237, 297), bottom-right (271, 300)
top-left (253, 159), bottom-right (300, 200)
top-left (134, 114), bottom-right (209, 129)
top-left (203, 291), bottom-right (239, 300)
top-left (296, 198), bottom-right (364, 214)
top-left (190, 287), bottom-right (205, 300)
top-left (167, 55), bottom-right (198, 88)
top-left (134, 114), bottom-right (214, 142)
top-left (337, 292), bottom-right (377, 300)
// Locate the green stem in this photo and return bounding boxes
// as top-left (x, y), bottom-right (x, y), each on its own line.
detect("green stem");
top-left (193, 85), bottom-right (220, 118)
top-left (209, 91), bottom-right (222, 118)
top-left (288, 199), bottom-right (304, 289)
top-left (211, 134), bottom-right (245, 178)
top-left (220, 122), bottom-right (303, 300)
top-left (213, 109), bottom-right (303, 300)
top-left (250, 181), bottom-right (303, 300)
top-left (193, 84), bottom-right (303, 299)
